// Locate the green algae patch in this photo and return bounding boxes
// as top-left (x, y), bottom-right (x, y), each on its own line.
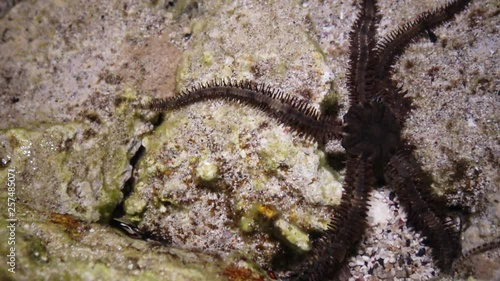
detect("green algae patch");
top-left (202, 51), bottom-right (214, 66)
top-left (0, 122), bottom-right (139, 222)
top-left (124, 190), bottom-right (148, 216)
top-left (316, 150), bottom-right (343, 205)
top-left (239, 216), bottom-right (256, 233)
top-left (257, 129), bottom-right (299, 173)
top-left (320, 81), bottom-right (342, 116)
top-left (115, 87), bottom-right (139, 116)
top-left (274, 218), bottom-right (311, 252)
top-left (28, 237), bottom-right (50, 264)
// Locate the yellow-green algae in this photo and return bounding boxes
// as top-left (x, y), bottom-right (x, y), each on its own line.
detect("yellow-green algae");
top-left (196, 160), bottom-right (219, 182)
top-left (274, 218), bottom-right (311, 252)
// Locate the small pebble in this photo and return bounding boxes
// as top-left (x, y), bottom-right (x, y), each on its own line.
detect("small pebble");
top-left (416, 247), bottom-right (426, 257)
top-left (397, 254), bottom-right (405, 267)
top-left (376, 269), bottom-right (390, 279)
top-left (405, 255), bottom-right (413, 265)
top-left (182, 26), bottom-right (192, 36)
top-left (389, 192), bottom-right (396, 201)
top-left (395, 269), bottom-right (408, 278)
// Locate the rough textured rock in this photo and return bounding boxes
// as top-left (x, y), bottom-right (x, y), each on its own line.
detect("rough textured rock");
top-left (0, 122), bottom-right (137, 222)
top-left (129, 105), bottom-right (341, 265)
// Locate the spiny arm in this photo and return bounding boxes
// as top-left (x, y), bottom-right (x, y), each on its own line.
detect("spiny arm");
top-left (371, 0), bottom-right (471, 122)
top-left (374, 0), bottom-right (472, 81)
top-left (286, 156), bottom-right (373, 281)
top-left (346, 0), bottom-right (381, 105)
top-left (141, 79), bottom-right (343, 144)
top-left (385, 148), bottom-right (462, 272)
top-left (453, 236), bottom-right (500, 271)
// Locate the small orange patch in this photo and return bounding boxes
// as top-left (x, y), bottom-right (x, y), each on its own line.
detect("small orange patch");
top-left (49, 213), bottom-right (87, 239)
top-left (256, 204), bottom-right (278, 220)
top-left (221, 265), bottom-right (265, 281)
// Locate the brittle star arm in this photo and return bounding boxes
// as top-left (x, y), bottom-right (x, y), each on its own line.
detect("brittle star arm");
top-left (384, 148), bottom-right (461, 272)
top-left (285, 156), bottom-right (373, 281)
top-left (346, 0), bottom-right (380, 105)
top-left (453, 236), bottom-right (500, 272)
top-left (142, 80), bottom-right (342, 144)
top-left (372, 0), bottom-right (472, 121)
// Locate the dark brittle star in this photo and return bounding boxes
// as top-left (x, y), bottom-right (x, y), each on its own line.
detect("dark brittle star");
top-left (128, 0), bottom-right (500, 280)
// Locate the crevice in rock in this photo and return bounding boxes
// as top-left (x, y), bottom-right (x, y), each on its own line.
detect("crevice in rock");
top-left (110, 143), bottom-right (145, 222)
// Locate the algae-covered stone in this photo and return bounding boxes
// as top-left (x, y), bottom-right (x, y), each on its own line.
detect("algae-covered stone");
top-left (239, 216), bottom-right (256, 233)
top-left (124, 191), bottom-right (148, 216)
top-left (196, 160), bottom-right (219, 182)
top-left (0, 122), bottom-right (138, 222)
top-left (0, 200), bottom-right (223, 281)
top-left (129, 97), bottom-right (343, 266)
top-left (274, 218), bottom-right (311, 252)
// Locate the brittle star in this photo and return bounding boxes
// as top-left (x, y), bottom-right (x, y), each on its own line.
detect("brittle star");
top-left (133, 0), bottom-right (499, 279)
